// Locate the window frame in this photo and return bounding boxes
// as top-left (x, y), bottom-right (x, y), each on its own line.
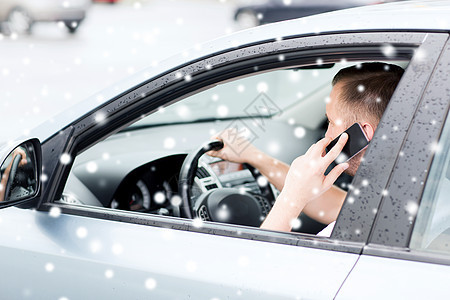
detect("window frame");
top-left (36, 31), bottom-right (442, 254)
top-left (363, 37), bottom-right (450, 265)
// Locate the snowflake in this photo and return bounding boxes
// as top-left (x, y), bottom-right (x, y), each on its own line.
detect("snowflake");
top-left (405, 201), bottom-right (418, 215)
top-left (145, 278), bottom-right (157, 290)
top-left (267, 141), bottom-right (280, 155)
top-left (154, 191), bottom-right (166, 204)
top-left (90, 240), bottom-right (102, 253)
top-left (170, 195), bottom-right (182, 207)
top-left (257, 176), bottom-right (268, 187)
top-left (86, 161), bottom-right (98, 174)
top-left (294, 126), bottom-right (306, 138)
top-left (105, 269), bottom-right (114, 279)
top-left (45, 263), bottom-right (55, 272)
top-left (193, 218), bottom-right (203, 228)
top-left (60, 153), bottom-right (72, 165)
top-left (381, 44), bottom-right (396, 58)
top-left (217, 105), bottom-right (229, 117)
top-left (163, 137), bottom-right (176, 149)
top-left (76, 227), bottom-right (88, 239)
top-left (49, 206), bottom-right (61, 218)
top-left (290, 218), bottom-right (301, 230)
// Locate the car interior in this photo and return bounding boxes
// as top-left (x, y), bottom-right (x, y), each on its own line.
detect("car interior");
top-left (59, 59), bottom-right (409, 235)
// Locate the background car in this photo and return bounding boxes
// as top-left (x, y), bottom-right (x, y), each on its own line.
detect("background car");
top-left (234, 0), bottom-right (407, 28)
top-left (0, 0), bottom-right (90, 34)
top-left (0, 1), bottom-right (450, 299)
top-left (91, 0), bottom-right (120, 4)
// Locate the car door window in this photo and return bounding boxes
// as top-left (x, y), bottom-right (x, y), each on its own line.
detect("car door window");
top-left (61, 58), bottom-right (408, 237)
top-left (410, 112), bottom-right (450, 253)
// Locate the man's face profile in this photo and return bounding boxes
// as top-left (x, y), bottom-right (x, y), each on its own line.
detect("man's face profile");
top-left (325, 81), bottom-right (365, 176)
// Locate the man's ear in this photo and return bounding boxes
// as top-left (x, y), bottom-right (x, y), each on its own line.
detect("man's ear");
top-left (361, 122), bottom-right (375, 141)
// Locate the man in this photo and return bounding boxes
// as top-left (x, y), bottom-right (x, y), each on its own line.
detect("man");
top-left (208, 62), bottom-right (404, 235)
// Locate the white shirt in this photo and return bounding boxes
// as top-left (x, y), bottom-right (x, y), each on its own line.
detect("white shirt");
top-left (316, 221), bottom-right (336, 237)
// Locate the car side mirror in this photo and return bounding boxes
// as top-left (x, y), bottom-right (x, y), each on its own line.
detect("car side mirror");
top-left (0, 138), bottom-right (42, 208)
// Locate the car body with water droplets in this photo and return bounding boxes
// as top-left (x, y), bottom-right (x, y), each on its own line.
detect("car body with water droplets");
top-left (0, 1), bottom-right (450, 298)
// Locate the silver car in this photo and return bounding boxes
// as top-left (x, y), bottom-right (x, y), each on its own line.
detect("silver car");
top-left (1, 1), bottom-right (450, 299)
top-left (0, 0), bottom-right (90, 34)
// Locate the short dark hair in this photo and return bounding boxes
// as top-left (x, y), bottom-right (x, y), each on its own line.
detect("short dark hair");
top-left (332, 62), bottom-right (404, 125)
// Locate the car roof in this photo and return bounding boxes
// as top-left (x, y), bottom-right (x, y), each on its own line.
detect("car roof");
top-left (29, 0), bottom-right (450, 143)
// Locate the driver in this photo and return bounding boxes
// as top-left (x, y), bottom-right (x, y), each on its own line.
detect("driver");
top-left (208, 62), bottom-right (404, 236)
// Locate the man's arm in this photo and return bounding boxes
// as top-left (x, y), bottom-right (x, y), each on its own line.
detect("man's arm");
top-left (246, 150), bottom-right (346, 225)
top-left (209, 129), bottom-right (347, 226)
top-left (261, 134), bottom-right (349, 232)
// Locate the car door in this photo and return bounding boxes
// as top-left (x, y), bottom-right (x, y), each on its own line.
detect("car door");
top-left (0, 31), bottom-right (444, 299)
top-left (335, 38), bottom-right (450, 299)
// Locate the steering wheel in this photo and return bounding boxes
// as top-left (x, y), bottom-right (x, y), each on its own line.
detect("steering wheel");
top-left (178, 140), bottom-right (273, 227)
top-left (4, 153), bottom-right (22, 201)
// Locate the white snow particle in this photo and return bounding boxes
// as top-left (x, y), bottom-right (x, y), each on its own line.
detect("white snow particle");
top-left (257, 82), bottom-right (268, 93)
top-left (335, 153), bottom-right (349, 164)
top-left (193, 218), bottom-right (203, 228)
top-left (76, 227), bottom-right (88, 239)
top-left (49, 207), bottom-right (61, 218)
top-left (357, 85), bottom-right (365, 92)
top-left (257, 176), bottom-right (268, 187)
top-left (145, 278), bottom-right (157, 290)
top-left (362, 179), bottom-right (369, 186)
top-left (90, 240), bottom-right (102, 253)
top-left (170, 195), bottom-right (182, 207)
top-left (217, 205), bottom-right (230, 221)
top-left (86, 161), bottom-right (98, 174)
top-left (217, 105), bottom-right (229, 117)
top-left (60, 153), bottom-right (72, 165)
top-left (268, 141), bottom-right (280, 154)
top-left (154, 191), bottom-right (166, 204)
top-left (105, 269), bottom-right (114, 279)
top-left (381, 44), bottom-right (396, 58)
top-left (382, 189), bottom-right (389, 196)
top-left (294, 126), bottom-right (306, 138)
top-left (176, 104), bottom-right (191, 119)
top-left (290, 218), bottom-right (301, 230)
top-left (45, 263), bottom-right (55, 272)
top-left (405, 201), bottom-right (418, 215)
top-left (430, 142), bottom-right (442, 153)
top-left (163, 137), bottom-right (176, 149)
top-left (237, 84), bottom-right (245, 92)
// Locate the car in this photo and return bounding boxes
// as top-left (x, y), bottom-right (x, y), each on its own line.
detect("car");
top-left (1, 1), bottom-right (450, 298)
top-left (234, 0), bottom-right (406, 28)
top-left (0, 0), bottom-right (90, 35)
top-left (92, 0), bottom-right (121, 4)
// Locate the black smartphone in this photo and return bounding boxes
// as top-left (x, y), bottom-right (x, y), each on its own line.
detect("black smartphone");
top-left (326, 123), bottom-right (369, 162)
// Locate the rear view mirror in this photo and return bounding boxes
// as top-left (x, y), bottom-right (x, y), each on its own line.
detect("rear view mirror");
top-left (0, 139), bottom-right (41, 207)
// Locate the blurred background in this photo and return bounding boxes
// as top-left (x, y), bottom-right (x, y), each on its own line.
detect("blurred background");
top-left (0, 0), bottom-right (405, 143)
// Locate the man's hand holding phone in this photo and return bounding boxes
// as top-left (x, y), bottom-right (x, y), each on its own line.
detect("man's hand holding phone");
top-left (261, 133), bottom-right (350, 231)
